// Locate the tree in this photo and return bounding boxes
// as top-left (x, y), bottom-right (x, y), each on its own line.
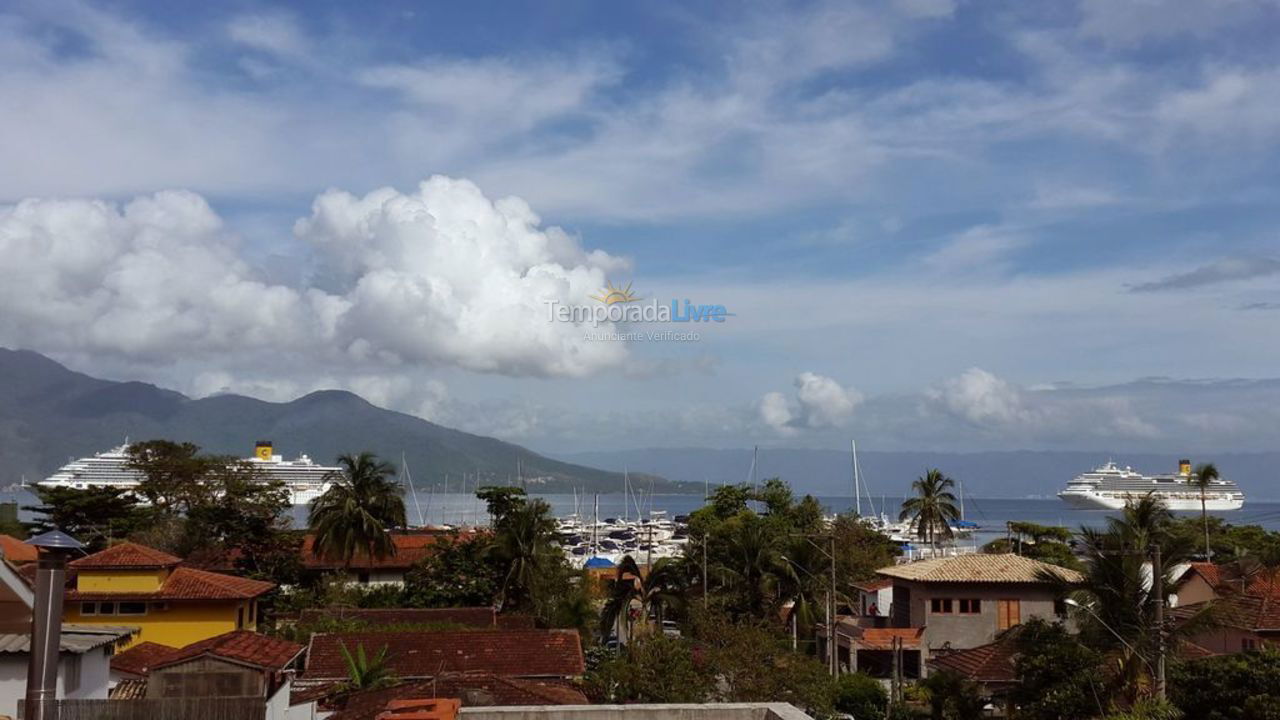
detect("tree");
top-left (488, 497), bottom-right (559, 611)
top-left (899, 468), bottom-right (961, 550)
top-left (337, 642), bottom-right (398, 691)
top-left (919, 669), bottom-right (987, 720)
top-left (1011, 619), bottom-right (1106, 720)
top-left (309, 453), bottom-right (405, 567)
top-left (834, 672), bottom-right (888, 720)
top-left (695, 612), bottom-right (837, 716)
top-left (583, 634), bottom-right (714, 703)
top-left (600, 555), bottom-right (686, 641)
top-left (127, 440), bottom-right (221, 513)
top-left (1169, 649), bottom-right (1280, 720)
top-left (1040, 495), bottom-right (1205, 706)
top-left (403, 532), bottom-right (501, 608)
top-left (1192, 463), bottom-right (1219, 561)
top-left (24, 485), bottom-right (147, 550)
top-left (984, 521), bottom-right (1081, 571)
top-left (713, 514), bottom-right (783, 618)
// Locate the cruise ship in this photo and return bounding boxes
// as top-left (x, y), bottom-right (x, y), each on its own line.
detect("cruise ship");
top-left (38, 441), bottom-right (341, 505)
top-left (1057, 458), bottom-right (1244, 511)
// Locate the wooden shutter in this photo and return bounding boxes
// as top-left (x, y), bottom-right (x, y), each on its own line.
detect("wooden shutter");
top-left (998, 599), bottom-right (1021, 630)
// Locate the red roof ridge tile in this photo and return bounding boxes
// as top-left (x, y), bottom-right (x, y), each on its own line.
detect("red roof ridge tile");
top-left (71, 542), bottom-right (181, 570)
top-left (154, 630), bottom-right (304, 672)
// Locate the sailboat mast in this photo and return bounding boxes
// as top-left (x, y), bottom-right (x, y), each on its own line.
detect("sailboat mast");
top-left (403, 452), bottom-right (425, 528)
top-left (852, 439), bottom-right (861, 517)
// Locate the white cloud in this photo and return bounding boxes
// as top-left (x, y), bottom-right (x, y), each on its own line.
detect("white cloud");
top-left (925, 368), bottom-right (1160, 442)
top-left (760, 372), bottom-right (862, 434)
top-left (227, 13), bottom-right (308, 58)
top-left (0, 177), bottom-right (631, 378)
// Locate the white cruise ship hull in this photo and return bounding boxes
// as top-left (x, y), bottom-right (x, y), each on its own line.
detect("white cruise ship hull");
top-left (1058, 490), bottom-right (1244, 511)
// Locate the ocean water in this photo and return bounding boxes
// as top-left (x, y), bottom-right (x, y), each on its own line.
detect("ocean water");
top-left (6, 489), bottom-right (1280, 549)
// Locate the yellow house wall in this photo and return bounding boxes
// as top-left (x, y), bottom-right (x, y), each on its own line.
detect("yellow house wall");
top-left (76, 569), bottom-right (168, 593)
top-left (64, 599), bottom-right (256, 650)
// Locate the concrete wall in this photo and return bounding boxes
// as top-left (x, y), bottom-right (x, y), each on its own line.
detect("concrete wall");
top-left (0, 649), bottom-right (112, 718)
top-left (1188, 627), bottom-right (1262, 654)
top-left (894, 581), bottom-right (1064, 651)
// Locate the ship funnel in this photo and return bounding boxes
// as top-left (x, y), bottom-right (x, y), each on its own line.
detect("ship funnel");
top-left (255, 440), bottom-right (273, 461)
top-left (1179, 458), bottom-right (1191, 476)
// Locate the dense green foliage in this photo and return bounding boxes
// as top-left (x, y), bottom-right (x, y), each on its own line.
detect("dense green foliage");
top-left (402, 533), bottom-right (501, 607)
top-left (25, 485), bottom-right (149, 550)
top-left (584, 634), bottom-right (715, 703)
top-left (983, 521), bottom-right (1082, 570)
top-left (918, 669), bottom-right (986, 720)
top-left (1169, 650), bottom-right (1280, 720)
top-left (833, 672), bottom-right (889, 719)
top-left (1011, 619), bottom-right (1107, 720)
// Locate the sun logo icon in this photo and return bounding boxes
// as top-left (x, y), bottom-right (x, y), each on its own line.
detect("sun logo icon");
top-left (590, 280), bottom-right (641, 305)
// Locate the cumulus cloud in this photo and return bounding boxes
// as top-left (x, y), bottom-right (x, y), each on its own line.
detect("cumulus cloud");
top-left (1130, 257), bottom-right (1280, 292)
top-left (926, 368), bottom-right (1160, 441)
top-left (0, 177), bottom-right (630, 378)
top-left (760, 372), bottom-right (862, 434)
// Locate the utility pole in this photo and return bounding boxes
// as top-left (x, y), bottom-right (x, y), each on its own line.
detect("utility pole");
top-left (702, 533), bottom-right (708, 608)
top-left (830, 534), bottom-right (838, 676)
top-left (1153, 542), bottom-right (1166, 700)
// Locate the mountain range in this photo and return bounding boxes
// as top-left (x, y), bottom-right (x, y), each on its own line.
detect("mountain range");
top-left (0, 348), bottom-right (689, 493)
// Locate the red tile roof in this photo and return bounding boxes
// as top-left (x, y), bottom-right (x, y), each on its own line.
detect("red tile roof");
top-left (928, 635), bottom-right (1020, 684)
top-left (301, 532), bottom-right (472, 571)
top-left (154, 631), bottom-right (304, 672)
top-left (325, 674), bottom-right (588, 720)
top-left (0, 535), bottom-right (37, 565)
top-left (71, 542), bottom-right (181, 570)
top-left (303, 630), bottom-right (585, 682)
top-left (1185, 562), bottom-right (1223, 588)
top-left (1173, 592), bottom-right (1280, 632)
top-left (110, 641), bottom-right (177, 677)
top-left (852, 627), bottom-right (925, 650)
top-left (69, 566), bottom-right (274, 602)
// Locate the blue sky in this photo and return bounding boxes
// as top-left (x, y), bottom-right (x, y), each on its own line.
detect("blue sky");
top-left (2, 0), bottom-right (1280, 454)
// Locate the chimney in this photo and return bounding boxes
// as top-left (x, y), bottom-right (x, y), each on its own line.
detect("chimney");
top-left (24, 530), bottom-right (83, 720)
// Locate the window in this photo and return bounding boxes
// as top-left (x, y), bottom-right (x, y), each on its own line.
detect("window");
top-left (237, 607), bottom-right (245, 629)
top-left (117, 602), bottom-right (147, 616)
top-left (80, 602), bottom-right (97, 615)
top-left (997, 599), bottom-right (1021, 630)
top-left (930, 598), bottom-right (953, 614)
top-left (1243, 637), bottom-right (1258, 651)
top-left (97, 602), bottom-right (116, 615)
top-left (958, 598), bottom-right (981, 614)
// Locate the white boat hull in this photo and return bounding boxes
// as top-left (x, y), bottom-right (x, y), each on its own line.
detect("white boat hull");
top-left (1058, 490), bottom-right (1243, 511)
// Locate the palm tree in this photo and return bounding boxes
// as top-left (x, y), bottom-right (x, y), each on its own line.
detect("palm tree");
top-left (338, 642), bottom-right (397, 691)
top-left (489, 498), bottom-right (559, 611)
top-left (600, 555), bottom-right (686, 641)
top-left (1192, 462), bottom-right (1219, 561)
top-left (899, 469), bottom-right (961, 551)
top-left (713, 518), bottom-right (783, 618)
top-left (777, 535), bottom-right (829, 651)
top-left (309, 452), bottom-right (405, 567)
top-left (1040, 495), bottom-right (1206, 704)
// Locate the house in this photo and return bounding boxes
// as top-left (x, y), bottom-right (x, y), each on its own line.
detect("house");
top-left (1171, 562), bottom-right (1224, 607)
top-left (831, 624), bottom-right (924, 679)
top-left (62, 542), bottom-right (275, 649)
top-left (1173, 590), bottom-right (1280, 654)
top-left (144, 631), bottom-right (304, 720)
top-left (852, 578), bottom-right (892, 617)
top-left (300, 532), bottom-right (463, 586)
top-left (299, 608), bottom-right (536, 629)
top-left (0, 550), bottom-right (135, 718)
top-left (867, 553), bottom-right (1080, 672)
top-left (298, 629), bottom-right (585, 695)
